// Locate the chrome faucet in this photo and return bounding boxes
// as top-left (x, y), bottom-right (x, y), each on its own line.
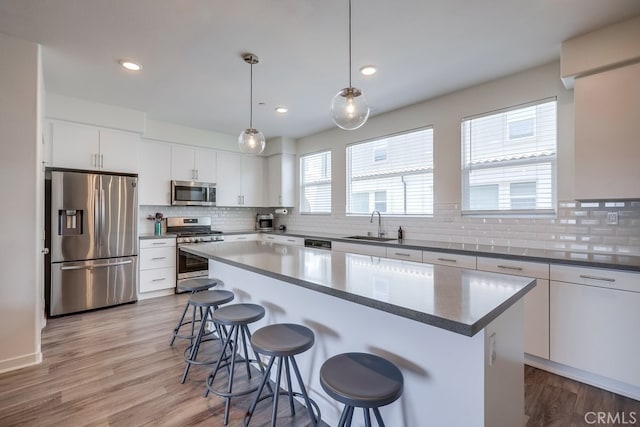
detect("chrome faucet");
top-left (370, 210), bottom-right (384, 238)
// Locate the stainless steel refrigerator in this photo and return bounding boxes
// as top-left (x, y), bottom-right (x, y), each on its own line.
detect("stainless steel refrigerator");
top-left (48, 170), bottom-right (138, 316)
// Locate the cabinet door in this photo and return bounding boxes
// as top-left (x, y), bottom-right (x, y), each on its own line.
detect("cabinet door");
top-left (574, 62), bottom-right (640, 199)
top-left (476, 257), bottom-right (549, 359)
top-left (216, 151), bottom-right (242, 206)
top-left (385, 247), bottom-right (422, 262)
top-left (99, 129), bottom-right (139, 173)
top-left (194, 148), bottom-right (217, 183)
top-left (267, 154), bottom-right (295, 207)
top-left (51, 121), bottom-right (100, 170)
top-left (139, 139), bottom-right (172, 205)
top-left (550, 280), bottom-right (640, 387)
top-left (241, 155), bottom-right (264, 206)
top-left (171, 144), bottom-right (196, 181)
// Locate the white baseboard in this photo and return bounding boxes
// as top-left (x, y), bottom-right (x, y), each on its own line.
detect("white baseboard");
top-left (0, 351), bottom-right (42, 375)
top-left (525, 354), bottom-right (640, 401)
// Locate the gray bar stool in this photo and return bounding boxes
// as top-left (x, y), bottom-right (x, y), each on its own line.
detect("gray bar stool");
top-left (204, 303), bottom-right (266, 426)
top-left (170, 277), bottom-right (221, 346)
top-left (180, 289), bottom-right (235, 383)
top-left (320, 352), bottom-right (403, 427)
top-left (245, 323), bottom-right (321, 427)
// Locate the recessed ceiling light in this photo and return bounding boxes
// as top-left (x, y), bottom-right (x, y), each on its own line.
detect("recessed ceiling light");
top-left (275, 107), bottom-right (288, 113)
top-left (360, 65), bottom-right (377, 76)
top-left (119, 60), bottom-right (142, 71)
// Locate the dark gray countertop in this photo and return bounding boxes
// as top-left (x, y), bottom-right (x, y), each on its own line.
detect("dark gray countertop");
top-left (181, 241), bottom-right (536, 337)
top-left (259, 230), bottom-right (640, 272)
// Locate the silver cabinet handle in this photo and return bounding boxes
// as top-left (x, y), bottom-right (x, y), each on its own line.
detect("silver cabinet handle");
top-left (195, 169), bottom-right (199, 180)
top-left (92, 153), bottom-right (97, 168)
top-left (237, 237), bottom-right (247, 240)
top-left (100, 154), bottom-right (104, 168)
top-left (266, 236), bottom-right (275, 240)
top-left (151, 241), bottom-right (168, 245)
top-left (437, 257), bottom-right (457, 263)
top-left (151, 257), bottom-right (166, 261)
top-left (497, 265), bottom-right (524, 271)
top-left (287, 239), bottom-right (296, 243)
top-left (394, 252), bottom-right (411, 257)
top-left (61, 259), bottom-right (133, 271)
top-left (580, 274), bottom-right (615, 282)
top-left (151, 278), bottom-right (167, 282)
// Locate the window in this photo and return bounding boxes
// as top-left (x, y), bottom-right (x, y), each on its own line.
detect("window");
top-left (300, 150), bottom-right (331, 213)
top-left (462, 99), bottom-right (557, 215)
top-left (347, 128), bottom-right (433, 215)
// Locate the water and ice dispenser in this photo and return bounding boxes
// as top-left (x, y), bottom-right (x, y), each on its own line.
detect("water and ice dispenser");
top-left (58, 209), bottom-right (83, 235)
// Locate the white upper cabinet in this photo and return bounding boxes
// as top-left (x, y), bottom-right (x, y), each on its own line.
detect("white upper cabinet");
top-left (170, 144), bottom-right (217, 183)
top-left (50, 120), bottom-right (139, 173)
top-left (267, 153), bottom-right (295, 207)
top-left (216, 151), bottom-right (264, 206)
top-left (574, 62), bottom-right (640, 200)
top-left (138, 139), bottom-right (172, 206)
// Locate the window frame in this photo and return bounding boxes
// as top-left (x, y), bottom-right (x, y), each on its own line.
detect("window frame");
top-left (346, 126), bottom-right (434, 217)
top-left (461, 98), bottom-right (557, 217)
top-left (299, 149), bottom-right (332, 215)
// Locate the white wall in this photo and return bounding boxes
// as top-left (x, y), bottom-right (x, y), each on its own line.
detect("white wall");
top-left (0, 33), bottom-right (42, 372)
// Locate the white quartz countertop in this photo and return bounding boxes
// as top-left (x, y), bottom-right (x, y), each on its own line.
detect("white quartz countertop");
top-left (181, 241), bottom-right (536, 336)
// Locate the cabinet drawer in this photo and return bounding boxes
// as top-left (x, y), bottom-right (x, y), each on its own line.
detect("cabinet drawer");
top-left (477, 257), bottom-right (549, 279)
top-left (422, 251), bottom-right (476, 269)
top-left (550, 264), bottom-right (639, 293)
top-left (332, 242), bottom-right (386, 257)
top-left (140, 267), bottom-right (176, 292)
top-left (385, 247), bottom-right (422, 262)
top-left (140, 237), bottom-right (176, 249)
top-left (225, 234), bottom-right (259, 242)
top-left (262, 234), bottom-right (304, 246)
top-left (140, 246), bottom-right (175, 269)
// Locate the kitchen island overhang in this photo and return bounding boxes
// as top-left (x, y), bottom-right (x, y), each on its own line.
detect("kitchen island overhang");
top-left (181, 241), bottom-right (536, 426)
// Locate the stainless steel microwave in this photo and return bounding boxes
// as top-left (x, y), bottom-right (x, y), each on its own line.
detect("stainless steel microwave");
top-left (171, 180), bottom-right (216, 206)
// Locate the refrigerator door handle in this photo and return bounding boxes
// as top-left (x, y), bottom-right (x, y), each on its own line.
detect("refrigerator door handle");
top-left (94, 184), bottom-right (101, 248)
top-left (60, 259), bottom-right (133, 271)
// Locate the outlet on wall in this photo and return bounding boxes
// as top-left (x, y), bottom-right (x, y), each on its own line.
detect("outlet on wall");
top-left (607, 211), bottom-right (619, 225)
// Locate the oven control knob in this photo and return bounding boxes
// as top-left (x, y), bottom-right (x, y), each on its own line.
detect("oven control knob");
top-left (188, 237), bottom-right (196, 243)
top-left (196, 237), bottom-right (203, 243)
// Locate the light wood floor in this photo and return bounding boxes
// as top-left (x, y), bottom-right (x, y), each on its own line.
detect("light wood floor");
top-left (0, 294), bottom-right (638, 426)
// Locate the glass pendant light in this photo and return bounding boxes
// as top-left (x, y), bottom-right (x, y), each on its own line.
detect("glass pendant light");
top-left (331, 0), bottom-right (369, 130)
top-left (238, 53), bottom-right (265, 155)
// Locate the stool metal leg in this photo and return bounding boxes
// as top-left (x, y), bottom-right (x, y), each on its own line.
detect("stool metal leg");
top-left (284, 357), bottom-right (295, 416)
top-left (373, 408), bottom-right (385, 426)
top-left (364, 408), bottom-right (372, 427)
top-left (169, 302), bottom-right (190, 346)
top-left (270, 357), bottom-right (284, 427)
top-left (290, 356), bottom-right (318, 425)
top-left (181, 307), bottom-right (209, 383)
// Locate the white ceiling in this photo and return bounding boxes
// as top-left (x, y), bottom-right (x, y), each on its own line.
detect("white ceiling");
top-left (1, 1), bottom-right (639, 140)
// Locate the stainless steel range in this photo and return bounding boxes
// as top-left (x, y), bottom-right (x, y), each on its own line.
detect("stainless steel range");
top-left (166, 217), bottom-right (223, 289)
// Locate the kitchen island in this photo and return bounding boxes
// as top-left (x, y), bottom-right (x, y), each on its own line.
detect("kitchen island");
top-left (182, 241), bottom-right (536, 426)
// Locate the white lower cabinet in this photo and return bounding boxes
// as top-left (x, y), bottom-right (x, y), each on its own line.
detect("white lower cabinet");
top-left (262, 234), bottom-right (304, 246)
top-left (477, 257), bottom-right (549, 359)
top-left (550, 265), bottom-right (640, 388)
top-left (139, 238), bottom-right (176, 294)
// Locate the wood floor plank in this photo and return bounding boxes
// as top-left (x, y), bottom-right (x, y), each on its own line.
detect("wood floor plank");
top-left (0, 295), bottom-right (638, 426)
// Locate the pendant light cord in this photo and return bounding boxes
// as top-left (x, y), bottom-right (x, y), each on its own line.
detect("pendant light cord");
top-left (249, 61), bottom-right (254, 129)
top-left (348, 0), bottom-right (352, 89)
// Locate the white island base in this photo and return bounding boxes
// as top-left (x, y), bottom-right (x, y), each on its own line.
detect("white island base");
top-left (209, 259), bottom-right (525, 427)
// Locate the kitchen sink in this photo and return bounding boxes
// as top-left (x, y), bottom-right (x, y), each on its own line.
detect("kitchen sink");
top-left (344, 235), bottom-right (397, 242)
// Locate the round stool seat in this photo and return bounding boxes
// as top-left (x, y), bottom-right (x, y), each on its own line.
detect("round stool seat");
top-left (177, 277), bottom-right (220, 293)
top-left (251, 323), bottom-right (315, 356)
top-left (189, 289), bottom-right (234, 308)
top-left (212, 303), bottom-right (265, 326)
top-left (320, 352), bottom-right (403, 408)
